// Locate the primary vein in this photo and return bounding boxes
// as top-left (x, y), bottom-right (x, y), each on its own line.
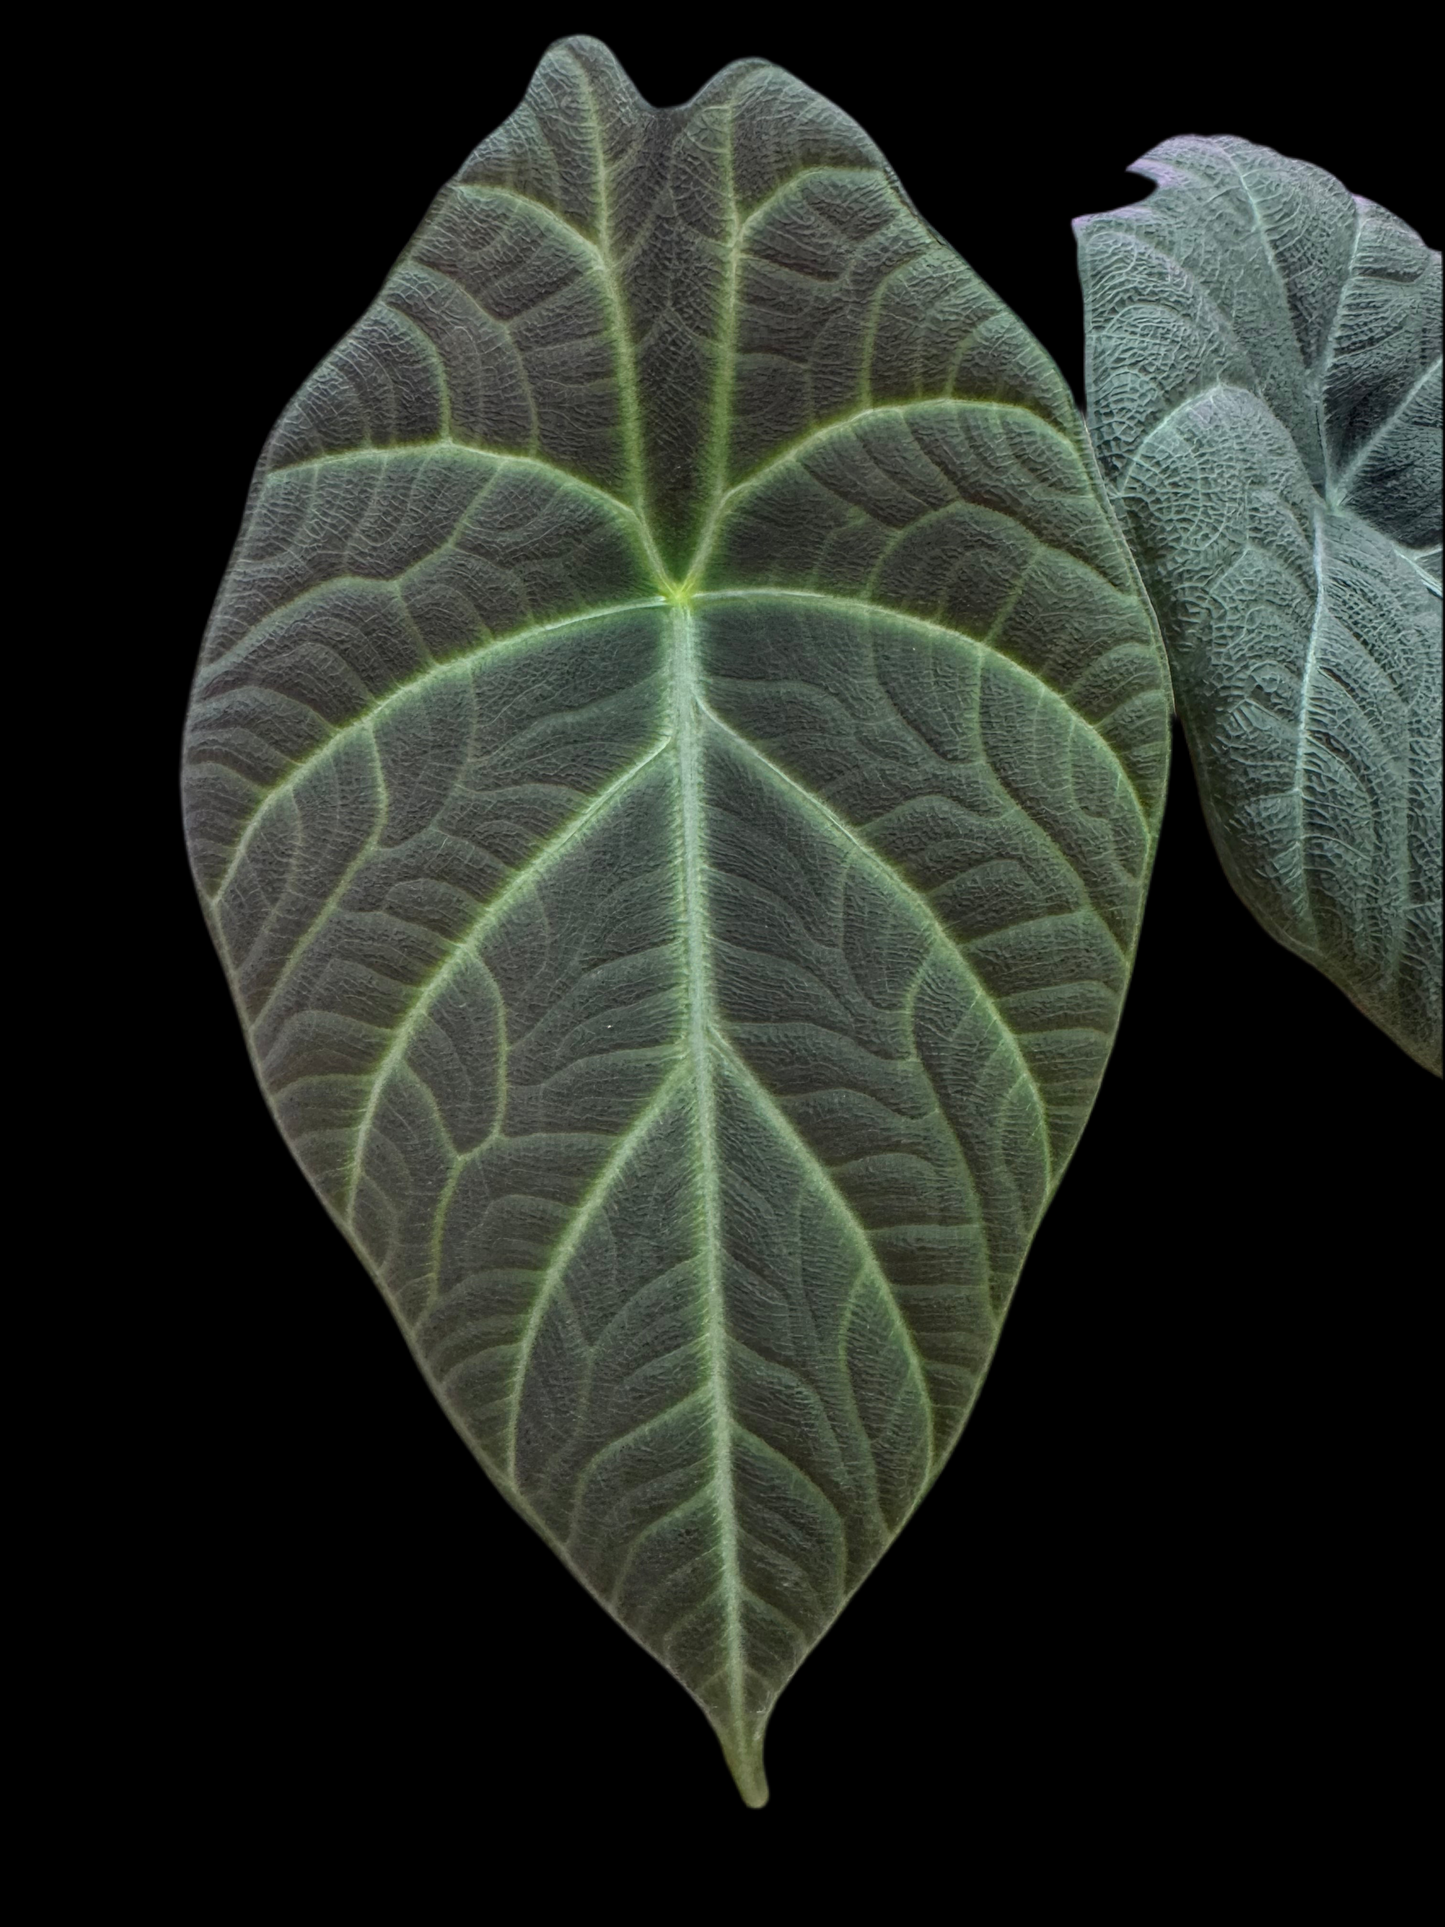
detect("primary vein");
top-left (671, 601), bottom-right (748, 1741)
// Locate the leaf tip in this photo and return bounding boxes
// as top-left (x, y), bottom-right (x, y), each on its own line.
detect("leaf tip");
top-left (719, 1730), bottom-right (770, 1810)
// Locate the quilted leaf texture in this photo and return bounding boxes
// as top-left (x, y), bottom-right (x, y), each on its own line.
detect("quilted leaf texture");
top-left (1077, 136), bottom-right (1441, 1073)
top-left (183, 39), bottom-right (1171, 1802)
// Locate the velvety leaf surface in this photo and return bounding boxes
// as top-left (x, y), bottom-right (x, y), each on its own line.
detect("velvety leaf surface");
top-left (1077, 137), bottom-right (1442, 1073)
top-left (183, 36), bottom-right (1170, 1802)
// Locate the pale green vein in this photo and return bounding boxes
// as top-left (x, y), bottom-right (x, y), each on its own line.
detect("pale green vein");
top-left (1221, 145), bottom-right (1312, 389)
top-left (716, 1036), bottom-right (935, 1465)
top-left (1332, 354), bottom-right (1442, 502)
top-left (686, 394), bottom-right (1079, 586)
top-left (572, 48), bottom-right (653, 555)
top-left (383, 296), bottom-right (457, 441)
top-left (694, 584), bottom-right (1147, 825)
top-left (207, 597), bottom-right (664, 905)
top-left (670, 601), bottom-right (748, 1749)
top-left (1099, 229), bottom-right (1260, 392)
top-left (573, 1380), bottom-right (707, 1494)
top-left (836, 1275), bottom-right (898, 1542)
top-left (344, 735), bottom-right (670, 1219)
top-left (243, 732), bottom-right (387, 1013)
top-left (425, 1151), bottom-right (468, 1313)
top-left (422, 1404), bottom-right (727, 1763)
top-left (903, 945), bottom-right (1013, 1278)
top-left (842, 1270), bottom-right (926, 1530)
top-left (696, 94), bottom-right (740, 579)
top-left (1316, 196), bottom-right (1365, 393)
top-left (606, 1485), bottom-right (712, 1610)
top-left (411, 257), bottom-right (547, 457)
top-left (454, 179), bottom-right (604, 263)
top-left (857, 253), bottom-right (931, 411)
top-left (694, 688), bottom-right (1051, 1187)
top-left (268, 437), bottom-right (647, 531)
top-left (1312, 194), bottom-right (1368, 501)
top-left (422, 955), bottom-right (508, 1309)
top-left (1293, 506), bottom-right (1328, 947)
top-left (726, 1412), bottom-right (846, 1593)
top-left (737, 163), bottom-right (879, 240)
top-left (1116, 380), bottom-right (1232, 493)
top-left (396, 1059), bottom-right (463, 1156)
top-left (506, 1067), bottom-right (686, 1485)
top-left (1398, 543), bottom-right (1443, 597)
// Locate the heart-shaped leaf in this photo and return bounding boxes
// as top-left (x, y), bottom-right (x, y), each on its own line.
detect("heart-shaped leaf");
top-left (1076, 137), bottom-right (1441, 1073)
top-left (183, 37), bottom-right (1170, 1801)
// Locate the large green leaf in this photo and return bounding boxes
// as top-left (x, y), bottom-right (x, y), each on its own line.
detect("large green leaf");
top-left (182, 37), bottom-right (1169, 1802)
top-left (1076, 137), bottom-right (1442, 1074)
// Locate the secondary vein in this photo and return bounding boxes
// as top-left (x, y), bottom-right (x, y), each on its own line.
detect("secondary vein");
top-left (343, 736), bottom-right (669, 1220)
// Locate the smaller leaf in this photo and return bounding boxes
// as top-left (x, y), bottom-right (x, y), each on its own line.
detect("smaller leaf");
top-left (1076, 136), bottom-right (1442, 1073)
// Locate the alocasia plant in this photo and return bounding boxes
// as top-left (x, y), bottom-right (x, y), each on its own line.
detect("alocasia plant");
top-left (181, 36), bottom-right (1170, 1801)
top-left (1076, 138), bottom-right (1442, 1074)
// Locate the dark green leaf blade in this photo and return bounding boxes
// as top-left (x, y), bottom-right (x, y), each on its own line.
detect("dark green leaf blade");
top-left (183, 38), bottom-right (1170, 1803)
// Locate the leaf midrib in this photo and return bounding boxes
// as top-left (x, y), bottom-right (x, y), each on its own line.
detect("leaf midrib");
top-left (669, 599), bottom-right (749, 1756)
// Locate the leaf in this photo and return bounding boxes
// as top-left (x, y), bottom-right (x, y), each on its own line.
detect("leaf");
top-left (182, 36), bottom-right (1170, 1803)
top-left (1076, 136), bottom-right (1442, 1074)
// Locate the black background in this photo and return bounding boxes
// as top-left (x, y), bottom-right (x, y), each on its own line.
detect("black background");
top-left (145, 15), bottom-right (1438, 1862)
